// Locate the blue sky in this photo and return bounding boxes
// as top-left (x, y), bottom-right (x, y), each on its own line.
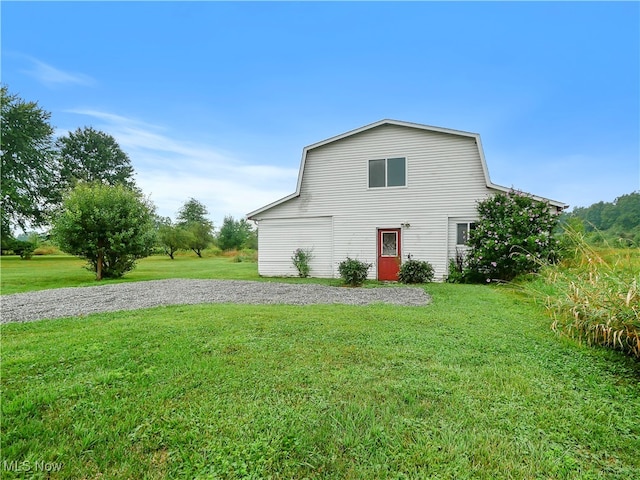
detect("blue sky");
top-left (2, 1), bottom-right (639, 227)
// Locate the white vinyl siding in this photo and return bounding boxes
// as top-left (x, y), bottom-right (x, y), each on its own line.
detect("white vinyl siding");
top-left (257, 217), bottom-right (333, 277)
top-left (252, 123), bottom-right (495, 280)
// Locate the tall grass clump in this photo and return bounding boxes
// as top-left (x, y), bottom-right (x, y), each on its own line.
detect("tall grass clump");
top-left (532, 229), bottom-right (639, 359)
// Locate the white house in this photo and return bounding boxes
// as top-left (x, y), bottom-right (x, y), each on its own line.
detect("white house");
top-left (247, 119), bottom-right (566, 281)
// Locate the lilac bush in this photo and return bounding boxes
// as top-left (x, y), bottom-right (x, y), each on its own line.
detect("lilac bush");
top-left (465, 190), bottom-right (561, 282)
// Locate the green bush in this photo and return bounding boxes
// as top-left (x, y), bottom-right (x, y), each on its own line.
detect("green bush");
top-left (11, 239), bottom-right (35, 260)
top-left (466, 190), bottom-right (561, 282)
top-left (291, 248), bottom-right (313, 277)
top-left (52, 183), bottom-right (156, 280)
top-left (338, 257), bottom-right (372, 286)
top-left (398, 255), bottom-right (434, 283)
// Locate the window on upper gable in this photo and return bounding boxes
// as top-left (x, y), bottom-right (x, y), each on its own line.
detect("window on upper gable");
top-left (456, 222), bottom-right (477, 245)
top-left (368, 157), bottom-right (406, 188)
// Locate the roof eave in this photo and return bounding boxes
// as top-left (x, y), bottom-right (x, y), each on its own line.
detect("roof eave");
top-left (246, 191), bottom-right (300, 220)
top-left (305, 119), bottom-right (479, 151)
top-left (487, 183), bottom-right (569, 209)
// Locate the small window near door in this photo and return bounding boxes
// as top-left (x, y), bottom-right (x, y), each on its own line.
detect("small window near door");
top-left (368, 157), bottom-right (406, 188)
top-left (456, 222), bottom-right (477, 245)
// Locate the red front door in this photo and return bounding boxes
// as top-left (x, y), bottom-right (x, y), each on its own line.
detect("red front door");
top-left (377, 228), bottom-right (401, 281)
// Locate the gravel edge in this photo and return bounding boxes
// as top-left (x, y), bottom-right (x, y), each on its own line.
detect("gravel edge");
top-left (1, 279), bottom-right (431, 324)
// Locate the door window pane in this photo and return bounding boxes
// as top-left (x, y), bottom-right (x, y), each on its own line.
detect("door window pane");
top-left (387, 157), bottom-right (406, 186)
top-left (382, 232), bottom-right (397, 256)
top-left (369, 159), bottom-right (386, 188)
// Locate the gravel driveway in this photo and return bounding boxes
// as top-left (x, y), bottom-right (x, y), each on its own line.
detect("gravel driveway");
top-left (1, 279), bottom-right (431, 324)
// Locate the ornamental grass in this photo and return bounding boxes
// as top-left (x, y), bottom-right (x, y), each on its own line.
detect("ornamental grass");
top-left (534, 232), bottom-right (639, 359)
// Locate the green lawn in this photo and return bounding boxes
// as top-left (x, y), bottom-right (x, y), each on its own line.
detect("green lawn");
top-left (0, 254), bottom-right (348, 295)
top-left (0, 254), bottom-right (264, 295)
top-left (1, 255), bottom-right (639, 478)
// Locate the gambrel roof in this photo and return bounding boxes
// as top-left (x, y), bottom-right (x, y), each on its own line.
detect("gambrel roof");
top-left (247, 119), bottom-right (567, 218)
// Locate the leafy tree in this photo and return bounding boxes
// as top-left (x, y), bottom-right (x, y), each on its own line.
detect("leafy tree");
top-left (1, 210), bottom-right (15, 253)
top-left (465, 190), bottom-right (560, 282)
top-left (57, 126), bottom-right (136, 189)
top-left (176, 198), bottom-right (210, 225)
top-left (244, 227), bottom-right (258, 250)
top-left (1, 85), bottom-right (59, 231)
top-left (217, 215), bottom-right (254, 251)
top-left (565, 191), bottom-right (640, 247)
top-left (183, 222), bottom-right (214, 258)
top-left (176, 198), bottom-right (214, 257)
top-left (609, 192), bottom-right (640, 231)
top-left (52, 183), bottom-right (156, 280)
top-left (157, 218), bottom-right (189, 260)
top-left (570, 192), bottom-right (640, 232)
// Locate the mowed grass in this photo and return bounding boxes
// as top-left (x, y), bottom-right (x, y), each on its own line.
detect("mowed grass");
top-left (2, 280), bottom-right (639, 479)
top-left (0, 254), bottom-right (263, 295)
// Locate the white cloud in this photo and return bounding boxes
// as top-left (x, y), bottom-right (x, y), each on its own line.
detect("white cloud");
top-left (64, 109), bottom-right (298, 227)
top-left (24, 57), bottom-right (94, 87)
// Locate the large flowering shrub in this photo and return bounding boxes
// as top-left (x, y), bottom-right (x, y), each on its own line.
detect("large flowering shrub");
top-left (465, 190), bottom-right (561, 282)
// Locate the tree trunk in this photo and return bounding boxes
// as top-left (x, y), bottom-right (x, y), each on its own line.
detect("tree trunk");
top-left (97, 250), bottom-right (103, 280)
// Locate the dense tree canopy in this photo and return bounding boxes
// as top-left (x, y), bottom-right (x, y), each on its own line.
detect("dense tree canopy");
top-left (52, 183), bottom-right (156, 280)
top-left (566, 192), bottom-right (640, 246)
top-left (57, 126), bottom-right (136, 189)
top-left (569, 192), bottom-right (640, 231)
top-left (176, 198), bottom-right (210, 226)
top-left (176, 198), bottom-right (214, 257)
top-left (217, 215), bottom-right (254, 251)
top-left (1, 86), bottom-right (59, 231)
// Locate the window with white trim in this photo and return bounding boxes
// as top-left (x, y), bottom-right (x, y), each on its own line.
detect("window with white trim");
top-left (456, 222), bottom-right (477, 245)
top-left (368, 157), bottom-right (406, 188)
